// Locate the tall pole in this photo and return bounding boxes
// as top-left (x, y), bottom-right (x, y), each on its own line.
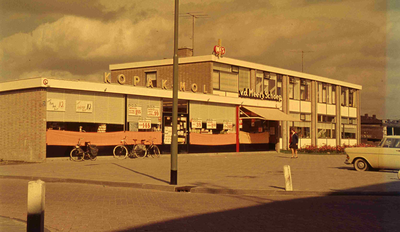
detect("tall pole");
top-left (192, 15), bottom-right (195, 55)
top-left (171, 0), bottom-right (179, 185)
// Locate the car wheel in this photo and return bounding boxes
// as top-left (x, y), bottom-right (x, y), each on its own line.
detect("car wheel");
top-left (354, 158), bottom-right (370, 171)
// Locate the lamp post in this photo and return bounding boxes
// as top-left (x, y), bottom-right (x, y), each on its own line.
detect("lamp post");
top-left (171, 0), bottom-right (179, 185)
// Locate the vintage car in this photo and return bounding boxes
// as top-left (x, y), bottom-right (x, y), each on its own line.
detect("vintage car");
top-left (345, 136), bottom-right (400, 171)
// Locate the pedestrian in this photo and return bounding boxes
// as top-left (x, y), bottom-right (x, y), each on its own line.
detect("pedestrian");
top-left (289, 127), bottom-right (298, 158)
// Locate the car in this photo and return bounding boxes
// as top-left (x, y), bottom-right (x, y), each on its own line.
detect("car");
top-left (345, 136), bottom-right (400, 171)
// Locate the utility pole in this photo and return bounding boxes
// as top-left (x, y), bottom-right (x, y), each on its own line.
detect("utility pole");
top-left (171, 0), bottom-right (179, 185)
top-left (290, 50), bottom-right (314, 72)
top-left (180, 12), bottom-right (208, 55)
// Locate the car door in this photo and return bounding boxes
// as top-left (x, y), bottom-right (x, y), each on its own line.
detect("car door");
top-left (378, 138), bottom-right (400, 170)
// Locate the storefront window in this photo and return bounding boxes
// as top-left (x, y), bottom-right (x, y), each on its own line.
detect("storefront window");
top-left (318, 114), bottom-right (336, 139)
top-left (163, 99), bottom-right (188, 114)
top-left (341, 116), bottom-right (357, 139)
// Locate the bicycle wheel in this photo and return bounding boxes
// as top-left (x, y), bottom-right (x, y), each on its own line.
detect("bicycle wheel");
top-left (113, 145), bottom-right (128, 159)
top-left (149, 145), bottom-right (160, 158)
top-left (89, 153), bottom-right (97, 161)
top-left (70, 148), bottom-right (84, 161)
top-left (133, 144), bottom-right (147, 158)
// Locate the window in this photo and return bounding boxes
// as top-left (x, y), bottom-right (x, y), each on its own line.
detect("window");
top-left (256, 71), bottom-right (263, 93)
top-left (327, 85), bottom-right (332, 104)
top-left (146, 72), bottom-right (157, 87)
top-left (213, 71), bottom-right (220, 90)
top-left (238, 67), bottom-right (250, 91)
top-left (332, 85), bottom-right (336, 104)
top-left (263, 72), bottom-right (269, 93)
top-left (269, 73), bottom-right (277, 94)
top-left (277, 75), bottom-right (283, 96)
top-left (341, 87), bottom-right (348, 106)
top-left (318, 83), bottom-right (323, 103)
top-left (289, 77), bottom-right (294, 99)
top-left (322, 84), bottom-right (327, 103)
top-left (300, 79), bottom-right (311, 101)
top-left (349, 89), bottom-right (356, 107)
top-left (341, 116), bottom-right (357, 139)
top-left (293, 77), bottom-right (300, 100)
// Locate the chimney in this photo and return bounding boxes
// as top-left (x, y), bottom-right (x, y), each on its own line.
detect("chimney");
top-left (178, 48), bottom-right (193, 58)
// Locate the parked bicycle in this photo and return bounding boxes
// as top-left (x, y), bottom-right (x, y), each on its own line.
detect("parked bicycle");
top-left (113, 137), bottom-right (147, 159)
top-left (70, 138), bottom-right (98, 161)
top-left (145, 137), bottom-right (160, 158)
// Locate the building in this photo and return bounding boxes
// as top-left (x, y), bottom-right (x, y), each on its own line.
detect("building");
top-left (0, 49), bottom-right (362, 161)
top-left (361, 114), bottom-right (400, 144)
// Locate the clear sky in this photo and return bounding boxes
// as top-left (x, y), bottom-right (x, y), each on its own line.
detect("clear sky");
top-left (0, 0), bottom-right (398, 119)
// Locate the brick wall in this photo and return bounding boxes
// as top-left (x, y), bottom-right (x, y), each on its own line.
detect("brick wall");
top-left (111, 62), bottom-right (213, 94)
top-left (0, 88), bottom-right (47, 162)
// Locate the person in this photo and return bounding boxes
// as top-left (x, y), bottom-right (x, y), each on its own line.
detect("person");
top-left (289, 128), bottom-right (299, 158)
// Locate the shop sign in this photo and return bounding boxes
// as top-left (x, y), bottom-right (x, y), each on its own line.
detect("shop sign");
top-left (76, 100), bottom-right (93, 113)
top-left (138, 119), bottom-right (151, 129)
top-left (223, 121), bottom-right (233, 130)
top-left (239, 88), bottom-right (282, 102)
top-left (47, 99), bottom-right (65, 111)
top-left (191, 119), bottom-right (202, 129)
top-left (206, 120), bottom-right (217, 129)
top-left (104, 73), bottom-right (208, 94)
top-left (128, 106), bottom-right (142, 116)
top-left (147, 107), bottom-right (160, 117)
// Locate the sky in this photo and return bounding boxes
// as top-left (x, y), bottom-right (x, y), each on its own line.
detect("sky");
top-left (0, 0), bottom-right (399, 119)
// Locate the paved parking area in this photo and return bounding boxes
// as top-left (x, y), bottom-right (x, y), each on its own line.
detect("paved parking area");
top-left (1, 152), bottom-right (399, 194)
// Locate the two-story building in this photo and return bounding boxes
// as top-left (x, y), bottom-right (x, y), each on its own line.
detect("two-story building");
top-left (0, 48), bottom-right (362, 161)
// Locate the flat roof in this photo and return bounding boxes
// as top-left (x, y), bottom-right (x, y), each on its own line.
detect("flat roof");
top-left (110, 55), bottom-right (362, 90)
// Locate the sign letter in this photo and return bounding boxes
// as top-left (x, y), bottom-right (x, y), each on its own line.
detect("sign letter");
top-left (133, 76), bottom-right (140, 86)
top-left (191, 83), bottom-right (198, 92)
top-left (104, 72), bottom-right (111, 83)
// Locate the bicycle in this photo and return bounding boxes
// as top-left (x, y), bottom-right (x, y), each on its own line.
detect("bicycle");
top-left (144, 137), bottom-right (160, 158)
top-left (70, 138), bottom-right (98, 161)
top-left (112, 137), bottom-right (147, 159)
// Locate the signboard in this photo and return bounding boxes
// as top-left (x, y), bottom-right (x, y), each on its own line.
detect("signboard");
top-left (138, 119), bottom-right (151, 130)
top-left (223, 121), bottom-right (233, 130)
top-left (47, 99), bottom-right (65, 111)
top-left (76, 100), bottom-right (93, 113)
top-left (206, 120), bottom-right (217, 129)
top-left (164, 126), bottom-right (172, 144)
top-left (191, 119), bottom-right (202, 129)
top-left (128, 106), bottom-right (142, 116)
top-left (147, 107), bottom-right (160, 117)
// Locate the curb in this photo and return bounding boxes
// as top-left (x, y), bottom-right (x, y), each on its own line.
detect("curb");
top-left (1, 175), bottom-right (400, 197)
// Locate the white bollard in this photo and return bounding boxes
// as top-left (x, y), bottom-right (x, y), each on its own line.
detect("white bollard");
top-left (398, 170), bottom-right (400, 180)
top-left (283, 165), bottom-right (293, 191)
top-left (27, 179), bottom-right (45, 232)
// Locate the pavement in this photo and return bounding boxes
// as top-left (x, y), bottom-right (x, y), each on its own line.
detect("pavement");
top-left (1, 151), bottom-right (400, 231)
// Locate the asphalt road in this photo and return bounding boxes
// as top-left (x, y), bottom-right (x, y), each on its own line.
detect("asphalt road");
top-left (1, 179), bottom-right (399, 232)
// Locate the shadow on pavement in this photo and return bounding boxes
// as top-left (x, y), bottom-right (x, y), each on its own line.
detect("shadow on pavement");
top-left (116, 182), bottom-right (400, 232)
top-left (111, 163), bottom-right (169, 184)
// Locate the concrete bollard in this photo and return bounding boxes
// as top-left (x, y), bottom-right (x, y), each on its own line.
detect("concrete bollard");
top-left (27, 180), bottom-right (45, 232)
top-left (283, 165), bottom-right (293, 191)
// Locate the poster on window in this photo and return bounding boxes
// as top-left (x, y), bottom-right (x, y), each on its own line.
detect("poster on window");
top-left (164, 126), bottom-right (172, 144)
top-left (206, 120), bottom-right (217, 129)
top-left (191, 119), bottom-right (202, 129)
top-left (76, 100), bottom-right (93, 113)
top-left (147, 107), bottom-right (160, 117)
top-left (223, 121), bottom-right (233, 130)
top-left (138, 120), bottom-right (151, 129)
top-left (47, 99), bottom-right (65, 111)
top-left (128, 106), bottom-right (142, 116)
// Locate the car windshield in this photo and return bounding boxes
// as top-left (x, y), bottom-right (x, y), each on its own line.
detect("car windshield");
top-left (381, 138), bottom-right (400, 148)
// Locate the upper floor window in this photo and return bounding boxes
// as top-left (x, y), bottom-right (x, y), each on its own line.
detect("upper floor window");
top-left (256, 71), bottom-right (263, 93)
top-left (300, 79), bottom-right (311, 101)
top-left (269, 73), bottom-right (277, 95)
top-left (349, 89), bottom-right (356, 107)
top-left (341, 87), bottom-right (348, 106)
